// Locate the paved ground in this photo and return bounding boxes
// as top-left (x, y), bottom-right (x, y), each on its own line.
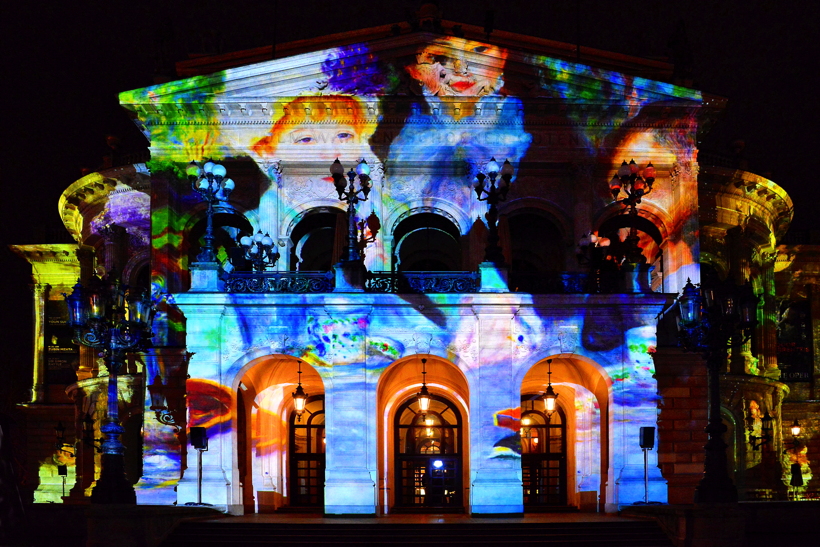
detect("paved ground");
top-left (198, 512), bottom-right (641, 525)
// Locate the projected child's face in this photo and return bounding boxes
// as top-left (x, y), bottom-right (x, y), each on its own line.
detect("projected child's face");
top-left (406, 37), bottom-right (507, 97)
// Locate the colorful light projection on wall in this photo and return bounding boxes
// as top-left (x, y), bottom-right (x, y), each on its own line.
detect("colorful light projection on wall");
top-left (113, 33), bottom-right (695, 509)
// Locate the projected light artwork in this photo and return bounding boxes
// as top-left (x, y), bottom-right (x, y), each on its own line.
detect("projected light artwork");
top-left (61, 30), bottom-right (712, 513)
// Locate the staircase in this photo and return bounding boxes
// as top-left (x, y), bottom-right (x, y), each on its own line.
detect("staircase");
top-left (160, 520), bottom-right (673, 546)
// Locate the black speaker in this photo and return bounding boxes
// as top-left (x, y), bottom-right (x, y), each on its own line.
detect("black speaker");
top-left (190, 426), bottom-right (208, 450)
top-left (639, 426), bottom-right (655, 449)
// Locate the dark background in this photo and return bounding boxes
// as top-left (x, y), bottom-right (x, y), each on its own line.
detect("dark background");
top-left (2, 0), bottom-right (818, 408)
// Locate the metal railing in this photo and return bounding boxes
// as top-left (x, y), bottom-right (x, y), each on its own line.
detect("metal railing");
top-left (223, 269), bottom-right (646, 295)
top-left (366, 271), bottom-right (480, 293)
top-left (223, 271), bottom-right (334, 293)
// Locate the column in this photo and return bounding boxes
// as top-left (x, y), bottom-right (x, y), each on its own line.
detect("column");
top-left (323, 305), bottom-right (377, 514)
top-left (31, 283), bottom-right (49, 403)
top-left (470, 305), bottom-right (523, 514)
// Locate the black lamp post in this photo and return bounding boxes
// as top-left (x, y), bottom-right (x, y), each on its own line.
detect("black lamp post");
top-left (64, 273), bottom-right (155, 504)
top-left (474, 158), bottom-right (514, 266)
top-left (330, 158), bottom-right (372, 263)
top-left (239, 231), bottom-right (280, 271)
top-left (608, 159), bottom-right (656, 264)
top-left (676, 278), bottom-right (758, 503)
top-left (188, 160), bottom-right (235, 263)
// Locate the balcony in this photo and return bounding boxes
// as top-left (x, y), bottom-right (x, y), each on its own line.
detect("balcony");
top-left (222, 269), bottom-right (643, 295)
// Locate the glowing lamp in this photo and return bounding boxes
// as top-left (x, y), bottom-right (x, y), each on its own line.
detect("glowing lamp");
top-left (355, 159), bottom-right (371, 177)
top-left (543, 359), bottom-right (559, 418)
top-left (543, 384), bottom-right (558, 416)
top-left (417, 384), bottom-right (431, 413)
top-left (222, 178), bottom-right (235, 196)
top-left (677, 279), bottom-right (702, 327)
top-left (254, 231), bottom-right (264, 243)
top-left (618, 160), bottom-right (631, 178)
top-left (261, 234), bottom-right (274, 247)
top-left (211, 163), bottom-right (227, 178)
top-left (629, 159), bottom-right (639, 174)
top-left (632, 178), bottom-right (646, 193)
top-left (486, 157), bottom-right (500, 175)
top-left (203, 161), bottom-right (215, 174)
top-left (240, 235), bottom-right (252, 247)
top-left (292, 360), bottom-right (308, 422)
top-left (474, 174), bottom-right (486, 197)
top-left (791, 419), bottom-right (802, 437)
top-left (417, 357), bottom-right (432, 414)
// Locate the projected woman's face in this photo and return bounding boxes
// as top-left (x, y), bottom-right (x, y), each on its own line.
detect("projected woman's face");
top-left (280, 125), bottom-right (360, 163)
top-left (406, 37), bottom-right (507, 97)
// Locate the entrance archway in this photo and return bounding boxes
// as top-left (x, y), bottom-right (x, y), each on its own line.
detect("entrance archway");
top-left (394, 394), bottom-right (462, 510)
top-left (377, 356), bottom-right (470, 514)
top-left (520, 356), bottom-right (610, 511)
top-left (234, 355), bottom-right (325, 513)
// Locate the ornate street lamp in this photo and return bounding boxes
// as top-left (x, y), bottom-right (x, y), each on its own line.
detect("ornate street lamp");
top-left (188, 160), bottom-right (235, 263)
top-left (55, 422), bottom-right (75, 456)
top-left (474, 158), bottom-right (514, 265)
top-left (417, 358), bottom-right (432, 417)
top-left (64, 272), bottom-right (155, 503)
top-left (676, 277), bottom-right (758, 503)
top-left (330, 158), bottom-right (372, 263)
top-left (784, 419), bottom-right (803, 454)
top-left (292, 361), bottom-right (308, 422)
top-left (608, 159), bottom-right (656, 264)
top-left (239, 231), bottom-right (280, 271)
top-left (542, 359), bottom-right (559, 419)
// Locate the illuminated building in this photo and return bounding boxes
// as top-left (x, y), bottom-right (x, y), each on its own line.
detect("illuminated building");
top-left (9, 14), bottom-right (818, 514)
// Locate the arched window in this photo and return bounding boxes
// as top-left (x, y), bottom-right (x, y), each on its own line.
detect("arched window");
top-left (289, 209), bottom-right (345, 271)
top-left (393, 213), bottom-right (462, 271)
top-left (507, 210), bottom-right (564, 293)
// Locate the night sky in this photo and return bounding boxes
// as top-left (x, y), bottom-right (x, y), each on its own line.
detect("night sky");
top-left (1, 0), bottom-right (818, 408)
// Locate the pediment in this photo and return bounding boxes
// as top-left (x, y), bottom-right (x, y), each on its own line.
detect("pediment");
top-left (121, 29), bottom-right (701, 119)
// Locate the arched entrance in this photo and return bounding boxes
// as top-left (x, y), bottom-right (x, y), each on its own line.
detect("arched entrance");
top-left (520, 397), bottom-right (567, 507)
top-left (519, 356), bottom-right (610, 512)
top-left (289, 395), bottom-right (325, 507)
top-left (394, 394), bottom-right (462, 510)
top-left (234, 355), bottom-right (325, 513)
top-left (377, 356), bottom-right (470, 513)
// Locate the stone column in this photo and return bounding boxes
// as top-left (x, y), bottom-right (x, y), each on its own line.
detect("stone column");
top-left (470, 305), bottom-right (523, 514)
top-left (176, 305), bottom-right (233, 510)
top-left (135, 348), bottom-right (189, 504)
top-left (31, 283), bottom-right (49, 403)
top-left (323, 305), bottom-right (377, 514)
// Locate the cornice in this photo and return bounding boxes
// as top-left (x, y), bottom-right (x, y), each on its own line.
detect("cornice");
top-left (697, 164), bottom-right (793, 244)
top-left (58, 164), bottom-right (150, 244)
top-left (9, 244), bottom-right (80, 286)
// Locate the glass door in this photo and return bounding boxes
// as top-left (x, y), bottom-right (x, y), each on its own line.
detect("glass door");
top-left (289, 396), bottom-right (325, 507)
top-left (521, 397), bottom-right (567, 507)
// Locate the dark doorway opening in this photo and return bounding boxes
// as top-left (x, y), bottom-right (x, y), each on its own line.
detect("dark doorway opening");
top-left (521, 396), bottom-right (567, 509)
top-left (394, 394), bottom-right (463, 512)
top-left (289, 395), bottom-right (325, 508)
